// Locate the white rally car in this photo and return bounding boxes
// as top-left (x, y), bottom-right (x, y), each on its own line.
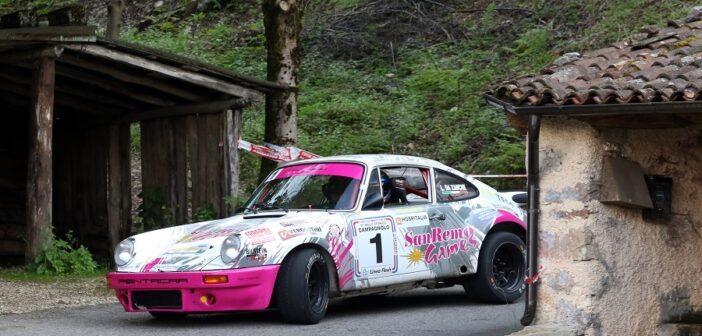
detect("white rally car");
top-left (108, 155), bottom-right (527, 324)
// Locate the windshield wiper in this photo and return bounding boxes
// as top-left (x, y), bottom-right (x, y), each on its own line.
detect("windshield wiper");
top-left (240, 207), bottom-right (258, 214)
top-left (258, 204), bottom-right (289, 213)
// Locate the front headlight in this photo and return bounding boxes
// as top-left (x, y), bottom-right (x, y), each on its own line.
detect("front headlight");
top-left (114, 238), bottom-right (135, 266)
top-left (220, 234), bottom-right (241, 264)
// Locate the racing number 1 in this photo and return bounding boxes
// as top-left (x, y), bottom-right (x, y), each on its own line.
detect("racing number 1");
top-left (370, 233), bottom-right (382, 263)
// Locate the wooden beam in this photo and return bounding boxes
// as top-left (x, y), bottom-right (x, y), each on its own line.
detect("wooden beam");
top-left (55, 64), bottom-right (176, 107)
top-left (119, 98), bottom-right (249, 123)
top-left (58, 53), bottom-right (207, 101)
top-left (25, 56), bottom-right (55, 266)
top-left (0, 81), bottom-right (124, 116)
top-left (63, 44), bottom-right (263, 100)
top-left (0, 58), bottom-right (176, 107)
top-left (0, 26), bottom-right (96, 42)
top-left (0, 65), bottom-right (140, 111)
top-left (107, 123), bottom-right (131, 260)
top-left (0, 45), bottom-right (64, 63)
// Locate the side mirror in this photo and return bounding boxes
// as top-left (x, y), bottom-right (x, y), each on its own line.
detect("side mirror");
top-left (362, 192), bottom-right (384, 210)
top-left (512, 192), bottom-right (528, 205)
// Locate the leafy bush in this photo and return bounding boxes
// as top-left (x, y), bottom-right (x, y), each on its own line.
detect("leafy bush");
top-left (193, 205), bottom-right (216, 222)
top-left (34, 232), bottom-right (97, 276)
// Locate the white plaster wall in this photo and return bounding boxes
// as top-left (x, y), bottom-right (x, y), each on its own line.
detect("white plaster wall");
top-left (537, 119), bottom-right (702, 335)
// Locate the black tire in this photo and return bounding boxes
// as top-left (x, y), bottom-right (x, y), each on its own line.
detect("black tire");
top-left (463, 231), bottom-right (526, 303)
top-left (275, 249), bottom-right (330, 324)
top-left (148, 311), bottom-right (187, 320)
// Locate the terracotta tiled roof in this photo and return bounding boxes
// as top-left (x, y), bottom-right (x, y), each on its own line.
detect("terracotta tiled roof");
top-left (490, 13), bottom-right (702, 107)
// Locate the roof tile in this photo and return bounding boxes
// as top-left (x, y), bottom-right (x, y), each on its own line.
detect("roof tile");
top-left (489, 14), bottom-right (702, 107)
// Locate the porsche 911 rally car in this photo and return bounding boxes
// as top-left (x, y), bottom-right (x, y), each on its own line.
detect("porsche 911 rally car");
top-left (107, 155), bottom-right (527, 324)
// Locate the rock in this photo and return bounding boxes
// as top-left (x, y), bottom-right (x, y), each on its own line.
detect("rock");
top-left (553, 52), bottom-right (581, 67)
top-left (687, 6), bottom-right (702, 23)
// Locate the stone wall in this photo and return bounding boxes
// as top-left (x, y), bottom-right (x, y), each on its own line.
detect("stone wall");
top-left (535, 118), bottom-right (702, 335)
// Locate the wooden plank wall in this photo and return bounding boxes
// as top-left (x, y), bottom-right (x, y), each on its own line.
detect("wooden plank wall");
top-left (53, 123), bottom-right (110, 257)
top-left (189, 113), bottom-right (226, 217)
top-left (0, 113), bottom-right (28, 256)
top-left (141, 112), bottom-right (229, 227)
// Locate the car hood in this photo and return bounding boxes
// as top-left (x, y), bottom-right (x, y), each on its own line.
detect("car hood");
top-left (118, 211), bottom-right (347, 273)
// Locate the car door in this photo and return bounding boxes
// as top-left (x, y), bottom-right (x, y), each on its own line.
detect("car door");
top-left (420, 168), bottom-right (483, 277)
top-left (348, 165), bottom-right (435, 288)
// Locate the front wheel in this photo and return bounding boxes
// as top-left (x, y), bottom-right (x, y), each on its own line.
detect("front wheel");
top-left (463, 231), bottom-right (526, 303)
top-left (275, 249), bottom-right (330, 324)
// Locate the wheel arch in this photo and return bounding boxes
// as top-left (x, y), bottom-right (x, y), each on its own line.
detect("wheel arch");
top-left (487, 221), bottom-right (526, 242)
top-left (279, 243), bottom-right (341, 297)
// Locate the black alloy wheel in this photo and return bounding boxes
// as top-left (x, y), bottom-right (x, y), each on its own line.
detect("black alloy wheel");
top-left (463, 231), bottom-right (526, 303)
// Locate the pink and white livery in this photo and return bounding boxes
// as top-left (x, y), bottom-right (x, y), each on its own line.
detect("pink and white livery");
top-left (107, 155), bottom-right (527, 324)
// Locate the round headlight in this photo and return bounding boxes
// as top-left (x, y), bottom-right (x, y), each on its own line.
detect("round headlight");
top-left (114, 238), bottom-right (135, 266)
top-left (220, 235), bottom-right (241, 264)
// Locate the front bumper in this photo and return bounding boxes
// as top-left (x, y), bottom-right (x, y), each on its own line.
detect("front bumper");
top-left (107, 265), bottom-right (280, 313)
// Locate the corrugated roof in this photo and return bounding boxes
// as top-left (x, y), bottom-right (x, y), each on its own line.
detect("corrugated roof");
top-left (489, 11), bottom-right (702, 107)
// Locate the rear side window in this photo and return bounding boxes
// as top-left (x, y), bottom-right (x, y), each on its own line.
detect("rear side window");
top-left (435, 169), bottom-right (478, 202)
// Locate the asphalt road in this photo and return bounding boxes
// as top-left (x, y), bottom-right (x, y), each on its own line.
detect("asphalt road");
top-left (0, 287), bottom-right (524, 336)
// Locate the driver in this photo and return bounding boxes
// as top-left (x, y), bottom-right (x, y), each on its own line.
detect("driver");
top-left (322, 176), bottom-right (349, 209)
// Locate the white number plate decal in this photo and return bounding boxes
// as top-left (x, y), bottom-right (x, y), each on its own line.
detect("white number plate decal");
top-left (352, 216), bottom-right (398, 279)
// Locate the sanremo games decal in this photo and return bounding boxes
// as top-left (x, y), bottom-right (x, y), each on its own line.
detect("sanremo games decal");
top-left (352, 216), bottom-right (398, 278)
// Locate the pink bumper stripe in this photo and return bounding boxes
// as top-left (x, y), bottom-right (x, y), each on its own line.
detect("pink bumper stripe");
top-left (107, 265), bottom-right (280, 313)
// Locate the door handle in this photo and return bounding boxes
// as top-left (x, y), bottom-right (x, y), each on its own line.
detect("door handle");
top-left (429, 213), bottom-right (446, 221)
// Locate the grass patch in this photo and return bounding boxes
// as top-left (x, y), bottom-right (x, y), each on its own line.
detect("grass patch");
top-left (0, 265), bottom-right (108, 282)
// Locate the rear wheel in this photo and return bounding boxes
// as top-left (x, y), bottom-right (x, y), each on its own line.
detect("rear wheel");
top-left (464, 231), bottom-right (526, 303)
top-left (275, 249), bottom-right (330, 324)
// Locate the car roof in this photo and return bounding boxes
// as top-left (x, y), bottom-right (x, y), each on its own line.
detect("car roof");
top-left (279, 154), bottom-right (453, 171)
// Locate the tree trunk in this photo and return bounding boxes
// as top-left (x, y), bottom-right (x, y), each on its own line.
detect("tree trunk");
top-left (106, 0), bottom-right (125, 39)
top-left (25, 57), bottom-right (56, 266)
top-left (259, 0), bottom-right (304, 180)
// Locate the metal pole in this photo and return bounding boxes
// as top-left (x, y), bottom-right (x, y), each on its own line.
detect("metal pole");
top-left (521, 114), bottom-right (541, 326)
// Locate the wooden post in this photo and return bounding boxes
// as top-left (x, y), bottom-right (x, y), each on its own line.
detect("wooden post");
top-left (107, 123), bottom-right (131, 257)
top-left (106, 0), bottom-right (125, 39)
top-left (225, 109), bottom-right (242, 214)
top-left (25, 56), bottom-right (56, 266)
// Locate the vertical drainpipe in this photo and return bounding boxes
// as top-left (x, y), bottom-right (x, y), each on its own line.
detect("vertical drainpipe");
top-left (521, 113), bottom-right (541, 326)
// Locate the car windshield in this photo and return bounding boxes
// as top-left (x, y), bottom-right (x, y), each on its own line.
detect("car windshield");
top-left (244, 163), bottom-right (365, 211)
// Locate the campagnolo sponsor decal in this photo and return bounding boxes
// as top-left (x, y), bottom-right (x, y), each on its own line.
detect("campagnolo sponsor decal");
top-left (278, 227), bottom-right (323, 240)
top-left (395, 213), bottom-right (429, 227)
top-left (404, 227), bottom-right (478, 264)
top-left (243, 228), bottom-right (275, 244)
top-left (244, 247), bottom-right (268, 261)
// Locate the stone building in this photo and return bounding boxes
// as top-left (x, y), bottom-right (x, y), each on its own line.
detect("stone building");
top-left (487, 10), bottom-right (702, 336)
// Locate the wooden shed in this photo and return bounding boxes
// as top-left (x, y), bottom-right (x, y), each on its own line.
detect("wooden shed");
top-left (0, 25), bottom-right (283, 263)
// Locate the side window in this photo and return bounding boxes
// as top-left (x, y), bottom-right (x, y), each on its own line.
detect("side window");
top-left (380, 166), bottom-right (430, 206)
top-left (362, 169), bottom-right (383, 210)
top-left (435, 169), bottom-right (478, 202)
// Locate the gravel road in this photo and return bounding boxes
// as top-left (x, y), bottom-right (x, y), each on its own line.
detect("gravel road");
top-left (0, 286), bottom-right (524, 336)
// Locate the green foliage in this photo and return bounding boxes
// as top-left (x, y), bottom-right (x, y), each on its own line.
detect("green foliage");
top-left (33, 232), bottom-right (97, 276)
top-left (576, 0), bottom-right (691, 49)
top-left (137, 186), bottom-right (172, 231)
top-left (505, 25), bottom-right (556, 72)
top-left (119, 0), bottom-right (695, 193)
top-left (193, 204), bottom-right (216, 222)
